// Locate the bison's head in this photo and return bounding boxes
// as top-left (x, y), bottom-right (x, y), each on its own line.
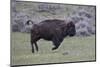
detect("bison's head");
top-left (66, 21), bottom-right (76, 37)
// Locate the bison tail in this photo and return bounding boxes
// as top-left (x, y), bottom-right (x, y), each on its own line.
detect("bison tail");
top-left (25, 20), bottom-right (35, 25)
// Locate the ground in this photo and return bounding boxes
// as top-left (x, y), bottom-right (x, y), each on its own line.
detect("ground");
top-left (11, 32), bottom-right (96, 66)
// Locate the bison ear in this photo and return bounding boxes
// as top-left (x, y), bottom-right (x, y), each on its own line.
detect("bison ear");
top-left (25, 20), bottom-right (34, 25)
top-left (67, 21), bottom-right (74, 27)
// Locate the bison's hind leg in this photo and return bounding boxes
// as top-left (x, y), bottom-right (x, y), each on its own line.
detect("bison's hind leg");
top-left (31, 41), bottom-right (39, 53)
top-left (34, 42), bottom-right (38, 52)
top-left (31, 41), bottom-right (34, 53)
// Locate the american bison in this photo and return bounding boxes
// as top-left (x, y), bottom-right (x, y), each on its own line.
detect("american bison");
top-left (26, 19), bottom-right (76, 53)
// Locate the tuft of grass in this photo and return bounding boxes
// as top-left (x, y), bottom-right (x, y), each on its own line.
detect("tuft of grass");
top-left (11, 32), bottom-right (96, 66)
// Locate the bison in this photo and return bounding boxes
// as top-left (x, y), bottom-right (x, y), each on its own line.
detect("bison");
top-left (26, 19), bottom-right (76, 53)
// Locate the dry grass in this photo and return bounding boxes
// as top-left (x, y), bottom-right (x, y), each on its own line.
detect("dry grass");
top-left (11, 32), bottom-right (96, 66)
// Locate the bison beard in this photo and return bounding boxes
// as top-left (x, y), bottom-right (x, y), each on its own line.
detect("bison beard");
top-left (26, 19), bottom-right (76, 53)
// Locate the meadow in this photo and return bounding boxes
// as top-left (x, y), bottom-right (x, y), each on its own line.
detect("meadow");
top-left (11, 32), bottom-right (96, 66)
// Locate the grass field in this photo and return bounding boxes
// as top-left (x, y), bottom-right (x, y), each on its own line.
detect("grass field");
top-left (11, 32), bottom-right (96, 66)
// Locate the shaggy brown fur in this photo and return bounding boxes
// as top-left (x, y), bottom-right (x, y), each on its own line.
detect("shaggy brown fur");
top-left (26, 19), bottom-right (76, 53)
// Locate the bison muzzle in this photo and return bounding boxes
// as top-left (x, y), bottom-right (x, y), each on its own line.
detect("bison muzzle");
top-left (26, 19), bottom-right (76, 53)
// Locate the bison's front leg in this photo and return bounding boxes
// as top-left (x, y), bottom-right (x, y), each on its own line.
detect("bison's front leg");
top-left (52, 37), bottom-right (63, 50)
top-left (52, 47), bottom-right (59, 50)
top-left (52, 41), bottom-right (60, 50)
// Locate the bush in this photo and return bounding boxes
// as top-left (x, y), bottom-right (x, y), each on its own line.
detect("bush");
top-left (11, 1), bottom-right (95, 36)
top-left (75, 21), bottom-right (95, 36)
top-left (12, 24), bottom-right (20, 32)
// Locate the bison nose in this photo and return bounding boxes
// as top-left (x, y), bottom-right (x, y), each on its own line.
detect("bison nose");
top-left (69, 34), bottom-right (75, 37)
top-left (69, 30), bottom-right (76, 37)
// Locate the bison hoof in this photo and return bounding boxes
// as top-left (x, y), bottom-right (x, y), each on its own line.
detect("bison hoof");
top-left (52, 47), bottom-right (58, 50)
top-left (32, 50), bottom-right (34, 53)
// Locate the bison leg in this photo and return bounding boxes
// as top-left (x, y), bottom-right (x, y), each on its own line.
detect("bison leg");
top-left (31, 41), bottom-right (38, 53)
top-left (52, 41), bottom-right (60, 50)
top-left (52, 37), bottom-right (63, 50)
top-left (52, 47), bottom-right (59, 50)
top-left (31, 41), bottom-right (34, 53)
top-left (34, 42), bottom-right (38, 52)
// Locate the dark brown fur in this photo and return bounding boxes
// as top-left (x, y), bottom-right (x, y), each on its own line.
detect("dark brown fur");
top-left (26, 19), bottom-right (76, 53)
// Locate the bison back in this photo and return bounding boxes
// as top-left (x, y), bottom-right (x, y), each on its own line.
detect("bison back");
top-left (38, 19), bottom-right (67, 40)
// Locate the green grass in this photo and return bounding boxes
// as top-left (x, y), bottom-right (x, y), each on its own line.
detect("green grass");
top-left (11, 32), bottom-right (96, 66)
